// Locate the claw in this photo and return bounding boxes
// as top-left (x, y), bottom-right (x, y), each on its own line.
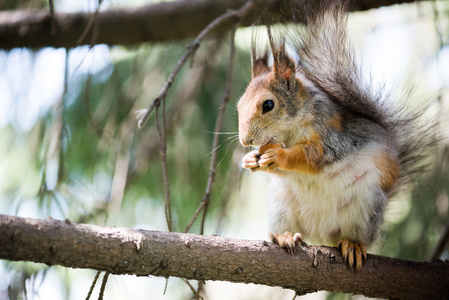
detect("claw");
top-left (338, 239), bottom-right (349, 262)
top-left (354, 243), bottom-right (362, 271)
top-left (270, 231), bottom-right (302, 254)
top-left (339, 239), bottom-right (367, 271)
top-left (347, 242), bottom-right (354, 267)
top-left (293, 232), bottom-right (303, 244)
top-left (360, 243), bottom-right (367, 261)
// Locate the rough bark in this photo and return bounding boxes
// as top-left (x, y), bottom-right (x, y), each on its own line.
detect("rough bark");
top-left (0, 0), bottom-right (423, 50)
top-left (0, 214), bottom-right (448, 299)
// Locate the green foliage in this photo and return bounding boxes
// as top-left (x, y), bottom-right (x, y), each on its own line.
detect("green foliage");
top-left (0, 0), bottom-right (46, 10)
top-left (383, 159), bottom-right (449, 260)
top-left (1, 36), bottom-right (253, 298)
top-left (1, 39), bottom-right (253, 231)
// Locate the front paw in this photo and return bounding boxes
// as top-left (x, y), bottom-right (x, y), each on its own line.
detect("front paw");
top-left (258, 148), bottom-right (283, 170)
top-left (241, 150), bottom-right (261, 172)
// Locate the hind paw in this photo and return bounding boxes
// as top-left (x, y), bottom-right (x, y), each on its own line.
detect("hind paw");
top-left (338, 239), bottom-right (367, 271)
top-left (270, 231), bottom-right (303, 254)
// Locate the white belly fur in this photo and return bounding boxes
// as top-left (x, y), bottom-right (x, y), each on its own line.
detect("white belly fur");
top-left (268, 146), bottom-right (385, 246)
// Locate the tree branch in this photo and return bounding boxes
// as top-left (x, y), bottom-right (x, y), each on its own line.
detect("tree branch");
top-left (136, 0), bottom-right (253, 129)
top-left (0, 214), bottom-right (448, 299)
top-left (0, 0), bottom-right (423, 50)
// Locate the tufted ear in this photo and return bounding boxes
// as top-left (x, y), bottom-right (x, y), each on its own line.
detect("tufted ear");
top-left (266, 26), bottom-right (296, 83)
top-left (251, 57), bottom-right (270, 78)
top-left (272, 44), bottom-right (296, 82)
top-left (251, 32), bottom-right (270, 78)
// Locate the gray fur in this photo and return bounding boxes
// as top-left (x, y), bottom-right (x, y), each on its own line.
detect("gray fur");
top-left (240, 0), bottom-right (437, 251)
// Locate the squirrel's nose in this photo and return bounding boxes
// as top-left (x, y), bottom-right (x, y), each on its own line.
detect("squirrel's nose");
top-left (240, 137), bottom-right (253, 147)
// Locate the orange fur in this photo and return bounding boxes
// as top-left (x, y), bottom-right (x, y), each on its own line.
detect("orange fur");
top-left (327, 114), bottom-right (343, 131)
top-left (276, 131), bottom-right (324, 174)
top-left (259, 143), bottom-right (280, 154)
top-left (374, 151), bottom-right (400, 193)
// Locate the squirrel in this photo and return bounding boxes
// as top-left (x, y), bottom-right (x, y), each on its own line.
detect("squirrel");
top-left (237, 1), bottom-right (436, 270)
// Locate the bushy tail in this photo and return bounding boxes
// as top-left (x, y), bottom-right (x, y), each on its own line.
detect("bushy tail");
top-left (292, 1), bottom-right (438, 196)
top-left (256, 0), bottom-right (438, 196)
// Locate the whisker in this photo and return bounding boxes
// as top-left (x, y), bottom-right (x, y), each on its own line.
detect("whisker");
top-left (206, 134), bottom-right (240, 156)
top-left (261, 120), bottom-right (276, 131)
top-left (223, 134), bottom-right (240, 141)
top-left (203, 130), bottom-right (239, 135)
top-left (216, 138), bottom-right (240, 167)
top-left (250, 120), bottom-right (277, 145)
top-left (207, 144), bottom-right (222, 156)
top-left (225, 137), bottom-right (240, 153)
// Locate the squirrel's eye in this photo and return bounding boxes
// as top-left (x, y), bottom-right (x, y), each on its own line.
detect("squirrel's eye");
top-left (262, 100), bottom-right (274, 114)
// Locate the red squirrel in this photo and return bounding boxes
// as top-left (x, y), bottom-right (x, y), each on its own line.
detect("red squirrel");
top-left (237, 1), bottom-right (436, 270)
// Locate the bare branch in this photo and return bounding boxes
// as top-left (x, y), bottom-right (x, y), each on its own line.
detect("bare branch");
top-left (0, 0), bottom-right (423, 50)
top-left (137, 0), bottom-right (255, 128)
top-left (1, 215), bottom-right (448, 299)
top-left (99, 272), bottom-right (109, 300)
top-left (183, 200), bottom-right (206, 234)
top-left (76, 0), bottom-right (103, 46)
top-left (48, 0), bottom-right (55, 35)
top-left (155, 102), bottom-right (172, 232)
top-left (199, 26), bottom-right (237, 234)
top-left (85, 270), bottom-right (101, 300)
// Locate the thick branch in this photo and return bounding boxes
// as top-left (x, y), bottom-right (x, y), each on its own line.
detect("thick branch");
top-left (0, 214), bottom-right (448, 299)
top-left (0, 0), bottom-right (422, 50)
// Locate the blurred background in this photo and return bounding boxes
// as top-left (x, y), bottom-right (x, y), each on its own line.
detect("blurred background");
top-left (0, 0), bottom-right (448, 299)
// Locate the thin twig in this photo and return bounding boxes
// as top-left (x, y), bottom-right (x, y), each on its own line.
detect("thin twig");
top-left (108, 129), bottom-right (132, 216)
top-left (196, 281), bottom-right (204, 300)
top-left (214, 158), bottom-right (243, 234)
top-left (85, 271), bottom-right (101, 300)
top-left (143, 41), bottom-right (221, 158)
top-left (39, 46), bottom-right (68, 201)
top-left (98, 272), bottom-right (109, 300)
top-left (48, 0), bottom-right (54, 17)
top-left (156, 103), bottom-right (172, 232)
top-left (200, 26), bottom-right (237, 235)
top-left (161, 98), bottom-right (173, 231)
top-left (182, 279), bottom-right (203, 299)
top-left (137, 0), bottom-right (257, 129)
top-left (56, 48), bottom-right (70, 186)
top-left (184, 25), bottom-right (238, 234)
top-left (163, 277), bottom-right (169, 295)
top-left (48, 0), bottom-right (56, 34)
top-left (71, 1), bottom-right (103, 81)
top-left (77, 0), bottom-right (103, 46)
top-left (184, 201), bottom-right (206, 233)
